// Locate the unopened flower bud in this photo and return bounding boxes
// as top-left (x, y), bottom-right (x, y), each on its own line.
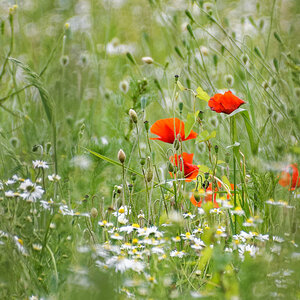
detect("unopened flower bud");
top-left (119, 80), bottom-right (129, 94)
top-left (131, 173), bottom-right (137, 182)
top-left (204, 172), bottom-right (209, 180)
top-left (118, 149), bottom-right (126, 164)
top-left (174, 139), bottom-right (180, 150)
top-left (242, 54), bottom-right (249, 65)
top-left (179, 102), bottom-right (183, 113)
top-left (225, 74), bottom-right (234, 87)
top-left (129, 109), bottom-right (138, 124)
top-left (198, 110), bottom-right (204, 121)
top-left (142, 56), bottom-right (154, 64)
top-left (128, 184), bottom-right (133, 192)
top-left (193, 191), bottom-right (200, 202)
top-left (200, 46), bottom-right (209, 56)
top-left (146, 169), bottom-right (153, 182)
top-left (168, 161), bottom-right (174, 173)
top-left (214, 145), bottom-right (219, 154)
top-left (144, 121), bottom-right (149, 131)
top-left (90, 207), bottom-right (98, 218)
top-left (140, 157), bottom-right (146, 166)
top-left (60, 55), bottom-right (69, 67)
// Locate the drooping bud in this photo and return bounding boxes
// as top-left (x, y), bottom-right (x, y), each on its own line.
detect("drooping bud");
top-left (193, 191), bottom-right (200, 202)
top-left (168, 161), bottom-right (174, 173)
top-left (142, 56), bottom-right (154, 64)
top-left (129, 109), bottom-right (138, 124)
top-left (118, 149), bottom-right (126, 164)
top-left (90, 207), bottom-right (98, 218)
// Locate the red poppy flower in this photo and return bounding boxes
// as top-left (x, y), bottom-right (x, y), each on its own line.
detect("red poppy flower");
top-left (278, 164), bottom-right (300, 191)
top-left (169, 152), bottom-right (199, 182)
top-left (190, 182), bottom-right (234, 208)
top-left (150, 118), bottom-right (197, 144)
top-left (208, 91), bottom-right (245, 114)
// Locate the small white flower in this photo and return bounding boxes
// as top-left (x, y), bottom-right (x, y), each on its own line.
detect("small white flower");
top-left (273, 236), bottom-right (284, 243)
top-left (33, 160), bottom-right (49, 169)
top-left (170, 250), bottom-right (186, 258)
top-left (183, 212), bottom-right (196, 219)
top-left (98, 220), bottom-right (114, 227)
top-left (48, 174), bottom-right (61, 182)
top-left (32, 243), bottom-right (43, 251)
top-left (111, 233), bottom-right (124, 240)
top-left (231, 206), bottom-right (245, 216)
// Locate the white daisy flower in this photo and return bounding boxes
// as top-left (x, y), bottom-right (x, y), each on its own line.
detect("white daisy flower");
top-left (32, 160), bottom-right (49, 169)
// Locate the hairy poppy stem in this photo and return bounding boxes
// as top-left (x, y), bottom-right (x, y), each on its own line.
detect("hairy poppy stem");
top-left (230, 115), bottom-right (238, 234)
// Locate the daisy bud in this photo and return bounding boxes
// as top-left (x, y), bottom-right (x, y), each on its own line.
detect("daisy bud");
top-left (142, 56), bottom-right (154, 64)
top-left (129, 109), bottom-right (138, 124)
top-left (118, 149), bottom-right (126, 164)
top-left (262, 81), bottom-right (269, 89)
top-left (200, 46), bottom-right (209, 56)
top-left (90, 207), bottom-right (98, 218)
top-left (204, 172), bottom-right (209, 180)
top-left (119, 80), bottom-right (129, 93)
top-left (117, 185), bottom-right (123, 194)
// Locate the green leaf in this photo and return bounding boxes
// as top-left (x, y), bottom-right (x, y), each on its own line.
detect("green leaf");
top-left (184, 111), bottom-right (199, 138)
top-left (198, 164), bottom-right (211, 174)
top-left (196, 130), bottom-right (216, 143)
top-left (196, 86), bottom-right (210, 102)
top-left (217, 160), bottom-right (226, 165)
top-left (177, 80), bottom-right (186, 91)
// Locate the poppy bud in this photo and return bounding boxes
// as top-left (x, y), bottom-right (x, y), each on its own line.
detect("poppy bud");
top-left (225, 74), bottom-right (234, 87)
top-left (174, 139), bottom-right (180, 151)
top-left (259, 19), bottom-right (264, 30)
top-left (179, 102), bottom-right (183, 113)
top-left (10, 137), bottom-right (19, 148)
top-left (131, 173), bottom-right (137, 182)
top-left (118, 149), bottom-right (126, 164)
top-left (198, 111), bottom-right (204, 121)
top-left (144, 120), bottom-right (149, 131)
top-left (193, 191), bottom-right (200, 202)
top-left (126, 52), bottom-right (136, 65)
top-left (90, 207), bottom-right (98, 218)
top-left (128, 184), bottom-right (133, 192)
top-left (185, 9), bottom-right (195, 23)
top-left (174, 74), bottom-right (179, 82)
top-left (60, 55), bottom-right (69, 67)
top-left (140, 158), bottom-right (146, 166)
top-left (242, 54), bottom-right (249, 65)
top-left (262, 81), bottom-right (269, 89)
top-left (146, 169), bottom-right (153, 182)
top-left (142, 56), bottom-right (154, 64)
top-left (213, 54), bottom-right (218, 67)
top-left (225, 152), bottom-right (230, 163)
top-left (168, 161), bottom-right (174, 173)
top-left (214, 145), bottom-right (219, 154)
top-left (129, 109), bottom-right (138, 124)
top-left (204, 172), bottom-right (209, 180)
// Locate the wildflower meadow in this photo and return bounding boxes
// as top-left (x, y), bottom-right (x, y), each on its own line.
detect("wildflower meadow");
top-left (0, 0), bottom-right (300, 299)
